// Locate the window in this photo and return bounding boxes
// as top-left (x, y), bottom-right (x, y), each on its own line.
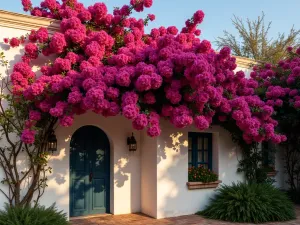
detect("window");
top-left (262, 142), bottom-right (275, 169)
top-left (188, 132), bottom-right (212, 169)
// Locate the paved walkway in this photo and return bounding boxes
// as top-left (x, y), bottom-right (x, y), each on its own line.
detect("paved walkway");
top-left (71, 206), bottom-right (300, 225)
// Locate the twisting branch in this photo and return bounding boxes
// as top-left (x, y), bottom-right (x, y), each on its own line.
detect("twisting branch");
top-left (0, 52), bottom-right (57, 207)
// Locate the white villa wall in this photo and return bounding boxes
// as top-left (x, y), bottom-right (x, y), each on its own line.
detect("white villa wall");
top-left (236, 66), bottom-right (252, 77)
top-left (273, 147), bottom-right (288, 189)
top-left (154, 122), bottom-right (288, 219)
top-left (41, 113), bottom-right (142, 217)
top-left (0, 26), bottom-right (41, 210)
top-left (140, 131), bottom-right (158, 218)
top-left (155, 121), bottom-right (244, 218)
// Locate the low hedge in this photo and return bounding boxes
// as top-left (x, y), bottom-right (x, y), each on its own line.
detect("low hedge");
top-left (198, 182), bottom-right (295, 223)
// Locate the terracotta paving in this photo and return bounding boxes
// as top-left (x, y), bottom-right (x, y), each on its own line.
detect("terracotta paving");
top-left (71, 206), bottom-right (300, 225)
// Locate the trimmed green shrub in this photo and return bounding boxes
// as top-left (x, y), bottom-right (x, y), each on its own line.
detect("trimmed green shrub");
top-left (198, 182), bottom-right (295, 223)
top-left (0, 204), bottom-right (69, 225)
top-left (188, 166), bottom-right (218, 182)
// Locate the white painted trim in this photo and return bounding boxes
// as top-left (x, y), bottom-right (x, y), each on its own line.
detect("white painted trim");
top-left (0, 10), bottom-right (60, 34)
top-left (235, 56), bottom-right (256, 69)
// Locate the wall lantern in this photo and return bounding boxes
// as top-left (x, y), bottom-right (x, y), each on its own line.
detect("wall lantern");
top-left (127, 133), bottom-right (137, 152)
top-left (47, 130), bottom-right (57, 152)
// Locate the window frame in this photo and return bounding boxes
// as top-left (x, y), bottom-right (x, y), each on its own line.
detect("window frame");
top-left (188, 132), bottom-right (213, 170)
top-left (262, 141), bottom-right (275, 169)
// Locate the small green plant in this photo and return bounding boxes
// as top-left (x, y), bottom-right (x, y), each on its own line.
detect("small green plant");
top-left (188, 166), bottom-right (218, 183)
top-left (0, 204), bottom-right (69, 225)
top-left (198, 182), bottom-right (295, 223)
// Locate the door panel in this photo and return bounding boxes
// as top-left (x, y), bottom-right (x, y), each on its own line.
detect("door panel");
top-left (74, 152), bottom-right (86, 171)
top-left (73, 179), bottom-right (86, 210)
top-left (70, 126), bottom-right (110, 217)
top-left (92, 179), bottom-right (106, 209)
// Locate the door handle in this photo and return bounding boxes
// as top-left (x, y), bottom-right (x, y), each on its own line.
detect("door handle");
top-left (89, 172), bottom-right (93, 183)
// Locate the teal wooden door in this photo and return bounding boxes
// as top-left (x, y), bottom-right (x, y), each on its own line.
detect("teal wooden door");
top-left (70, 126), bottom-right (110, 217)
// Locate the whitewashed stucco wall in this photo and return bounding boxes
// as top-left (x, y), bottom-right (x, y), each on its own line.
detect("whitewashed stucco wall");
top-left (0, 26), bottom-right (41, 210)
top-left (42, 113), bottom-right (142, 217)
top-left (235, 66), bottom-right (252, 78)
top-left (155, 122), bottom-right (244, 218)
top-left (140, 131), bottom-right (158, 218)
top-left (150, 120), bottom-right (286, 219)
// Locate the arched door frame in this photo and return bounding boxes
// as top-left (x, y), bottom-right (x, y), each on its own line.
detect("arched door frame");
top-left (69, 125), bottom-right (110, 217)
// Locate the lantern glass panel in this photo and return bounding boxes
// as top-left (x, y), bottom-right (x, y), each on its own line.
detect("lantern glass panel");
top-left (127, 133), bottom-right (137, 151)
top-left (48, 133), bottom-right (57, 152)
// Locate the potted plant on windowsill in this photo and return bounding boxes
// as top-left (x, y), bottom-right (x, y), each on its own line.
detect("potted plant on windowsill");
top-left (263, 166), bottom-right (277, 177)
top-left (187, 166), bottom-right (222, 190)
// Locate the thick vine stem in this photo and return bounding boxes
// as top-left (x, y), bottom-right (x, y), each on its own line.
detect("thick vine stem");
top-left (0, 53), bottom-right (57, 207)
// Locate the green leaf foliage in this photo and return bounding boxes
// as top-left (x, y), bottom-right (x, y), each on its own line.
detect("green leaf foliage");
top-left (0, 204), bottom-right (69, 225)
top-left (198, 182), bottom-right (295, 223)
top-left (215, 12), bottom-right (300, 64)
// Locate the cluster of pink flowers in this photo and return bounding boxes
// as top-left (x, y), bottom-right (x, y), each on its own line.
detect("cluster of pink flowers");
top-left (3, 36), bottom-right (25, 48)
top-left (4, 0), bottom-right (285, 145)
top-left (251, 50), bottom-right (300, 109)
top-left (21, 129), bottom-right (36, 144)
top-left (250, 46), bottom-right (300, 126)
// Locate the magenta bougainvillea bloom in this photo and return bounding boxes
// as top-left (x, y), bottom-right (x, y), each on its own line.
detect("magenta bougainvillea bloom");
top-left (21, 129), bottom-right (36, 144)
top-left (249, 46), bottom-right (300, 143)
top-left (9, 38), bottom-right (20, 47)
top-left (29, 110), bottom-right (41, 121)
top-left (25, 43), bottom-right (38, 59)
top-left (21, 0), bottom-right (32, 11)
top-left (3, 0), bottom-right (286, 144)
top-left (59, 115), bottom-right (74, 127)
top-left (132, 114), bottom-right (148, 130)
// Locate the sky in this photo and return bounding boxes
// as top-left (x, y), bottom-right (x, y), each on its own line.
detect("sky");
top-left (1, 0), bottom-right (300, 49)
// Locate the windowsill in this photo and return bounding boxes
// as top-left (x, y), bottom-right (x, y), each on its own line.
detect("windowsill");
top-left (266, 170), bottom-right (278, 177)
top-left (186, 180), bottom-right (222, 190)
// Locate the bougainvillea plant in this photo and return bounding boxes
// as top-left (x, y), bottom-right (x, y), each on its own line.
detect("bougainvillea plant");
top-left (0, 52), bottom-right (57, 207)
top-left (251, 47), bottom-right (300, 189)
top-left (2, 0), bottom-right (286, 147)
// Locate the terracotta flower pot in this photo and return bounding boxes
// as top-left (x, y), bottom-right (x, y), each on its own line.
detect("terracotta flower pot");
top-left (266, 171), bottom-right (278, 177)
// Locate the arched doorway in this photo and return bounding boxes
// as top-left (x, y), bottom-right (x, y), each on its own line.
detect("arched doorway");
top-left (70, 126), bottom-right (110, 217)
